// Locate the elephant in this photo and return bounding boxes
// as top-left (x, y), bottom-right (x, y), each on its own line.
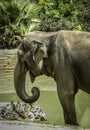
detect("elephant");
top-left (14, 30), bottom-right (90, 126)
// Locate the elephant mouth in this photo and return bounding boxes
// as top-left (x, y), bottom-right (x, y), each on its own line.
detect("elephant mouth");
top-left (29, 69), bottom-right (42, 83)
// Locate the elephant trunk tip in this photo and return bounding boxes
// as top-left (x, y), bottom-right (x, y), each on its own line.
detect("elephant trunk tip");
top-left (15, 86), bottom-right (40, 105)
top-left (31, 86), bottom-right (40, 102)
top-left (21, 86), bottom-right (40, 104)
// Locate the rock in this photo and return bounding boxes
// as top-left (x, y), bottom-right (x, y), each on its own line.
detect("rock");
top-left (15, 101), bottom-right (32, 118)
top-left (0, 49), bottom-right (17, 72)
top-left (0, 101), bottom-right (19, 120)
top-left (0, 101), bottom-right (47, 121)
top-left (29, 105), bottom-right (47, 121)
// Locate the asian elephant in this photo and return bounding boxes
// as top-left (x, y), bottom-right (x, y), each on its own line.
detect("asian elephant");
top-left (14, 30), bottom-right (90, 126)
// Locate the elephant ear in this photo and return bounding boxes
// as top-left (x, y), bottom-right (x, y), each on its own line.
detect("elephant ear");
top-left (32, 40), bottom-right (48, 68)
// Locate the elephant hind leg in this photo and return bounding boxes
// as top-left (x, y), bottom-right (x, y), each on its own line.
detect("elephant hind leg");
top-left (57, 90), bottom-right (79, 126)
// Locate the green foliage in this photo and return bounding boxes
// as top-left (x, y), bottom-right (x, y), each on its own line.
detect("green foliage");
top-left (76, 0), bottom-right (90, 31)
top-left (0, 0), bottom-right (90, 49)
top-left (0, 0), bottom-right (39, 48)
top-left (37, 0), bottom-right (81, 31)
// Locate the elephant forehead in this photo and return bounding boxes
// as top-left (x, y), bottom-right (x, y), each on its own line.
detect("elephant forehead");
top-left (26, 31), bottom-right (44, 38)
top-left (24, 33), bottom-right (44, 43)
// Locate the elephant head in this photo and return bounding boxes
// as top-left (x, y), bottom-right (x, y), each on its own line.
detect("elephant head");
top-left (14, 33), bottom-right (48, 104)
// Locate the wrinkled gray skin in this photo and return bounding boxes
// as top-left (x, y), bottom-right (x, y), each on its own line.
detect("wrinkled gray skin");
top-left (14, 30), bottom-right (90, 126)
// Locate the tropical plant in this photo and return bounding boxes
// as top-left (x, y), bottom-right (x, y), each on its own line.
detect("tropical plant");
top-left (0, 0), bottom-right (39, 48)
top-left (0, 0), bottom-right (90, 49)
top-left (37, 0), bottom-right (81, 31)
top-left (76, 0), bottom-right (90, 31)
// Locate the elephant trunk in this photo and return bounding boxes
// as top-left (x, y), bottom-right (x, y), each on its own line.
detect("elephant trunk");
top-left (14, 61), bottom-right (40, 104)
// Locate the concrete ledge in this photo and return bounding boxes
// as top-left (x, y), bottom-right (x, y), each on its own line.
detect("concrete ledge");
top-left (0, 120), bottom-right (84, 130)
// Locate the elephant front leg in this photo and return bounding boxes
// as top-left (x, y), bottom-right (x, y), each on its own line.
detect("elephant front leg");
top-left (54, 46), bottom-right (79, 125)
top-left (57, 86), bottom-right (78, 126)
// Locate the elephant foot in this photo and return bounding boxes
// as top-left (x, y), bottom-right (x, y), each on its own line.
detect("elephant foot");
top-left (65, 119), bottom-right (79, 126)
